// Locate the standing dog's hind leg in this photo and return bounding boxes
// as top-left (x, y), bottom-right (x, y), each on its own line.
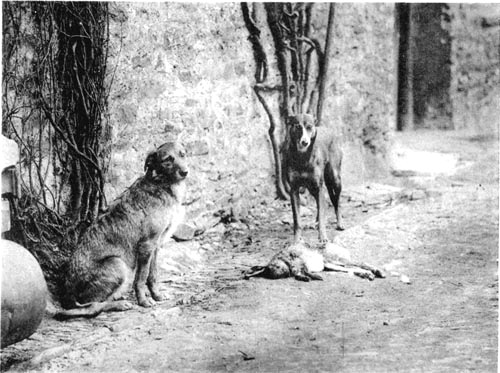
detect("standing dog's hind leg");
top-left (325, 164), bottom-right (344, 231)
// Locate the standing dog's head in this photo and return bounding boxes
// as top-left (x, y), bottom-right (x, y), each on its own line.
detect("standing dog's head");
top-left (144, 142), bottom-right (188, 183)
top-left (288, 114), bottom-right (317, 153)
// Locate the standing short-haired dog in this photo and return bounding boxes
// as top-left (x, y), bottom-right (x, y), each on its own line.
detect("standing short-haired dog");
top-left (283, 113), bottom-right (344, 243)
top-left (56, 142), bottom-right (188, 319)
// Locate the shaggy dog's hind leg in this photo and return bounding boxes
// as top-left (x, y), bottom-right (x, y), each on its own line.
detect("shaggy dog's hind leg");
top-left (72, 256), bottom-right (132, 304)
top-left (56, 257), bottom-right (133, 320)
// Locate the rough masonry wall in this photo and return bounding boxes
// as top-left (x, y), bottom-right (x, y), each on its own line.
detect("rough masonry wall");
top-left (106, 3), bottom-right (267, 214)
top-left (326, 3), bottom-right (396, 152)
top-left (449, 4), bottom-right (500, 133)
top-left (105, 3), bottom-right (396, 212)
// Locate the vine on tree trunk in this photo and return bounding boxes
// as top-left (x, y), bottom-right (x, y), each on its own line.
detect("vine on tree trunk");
top-left (2, 2), bottom-right (112, 293)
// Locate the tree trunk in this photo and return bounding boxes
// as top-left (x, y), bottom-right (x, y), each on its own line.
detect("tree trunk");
top-left (316, 3), bottom-right (335, 126)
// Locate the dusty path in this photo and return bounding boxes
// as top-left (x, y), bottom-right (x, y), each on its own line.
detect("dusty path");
top-left (2, 130), bottom-right (498, 372)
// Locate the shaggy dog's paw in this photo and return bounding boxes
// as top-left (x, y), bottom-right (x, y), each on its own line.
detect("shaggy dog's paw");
top-left (151, 292), bottom-right (166, 302)
top-left (138, 297), bottom-right (156, 308)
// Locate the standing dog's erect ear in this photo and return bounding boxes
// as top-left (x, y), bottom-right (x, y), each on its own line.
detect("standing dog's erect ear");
top-left (144, 150), bottom-right (157, 177)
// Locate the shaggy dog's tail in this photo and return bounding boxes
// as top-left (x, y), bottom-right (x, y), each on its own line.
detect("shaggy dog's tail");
top-left (54, 300), bottom-right (132, 320)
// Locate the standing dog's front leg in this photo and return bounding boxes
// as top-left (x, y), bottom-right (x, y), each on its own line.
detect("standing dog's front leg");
top-left (311, 185), bottom-right (328, 242)
top-left (291, 186), bottom-right (303, 243)
top-left (135, 241), bottom-right (156, 307)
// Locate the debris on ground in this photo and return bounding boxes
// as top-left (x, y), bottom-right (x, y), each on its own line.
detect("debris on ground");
top-left (238, 350), bottom-right (255, 361)
top-left (400, 275), bottom-right (411, 284)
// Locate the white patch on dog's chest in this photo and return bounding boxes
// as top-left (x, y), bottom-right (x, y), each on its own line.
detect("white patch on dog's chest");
top-left (164, 204), bottom-right (185, 240)
top-left (156, 203), bottom-right (185, 246)
top-left (158, 181), bottom-right (187, 246)
top-left (171, 181), bottom-right (187, 203)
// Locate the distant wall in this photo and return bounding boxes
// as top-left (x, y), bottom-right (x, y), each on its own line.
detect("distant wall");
top-left (106, 2), bottom-right (396, 209)
top-left (448, 4), bottom-right (500, 134)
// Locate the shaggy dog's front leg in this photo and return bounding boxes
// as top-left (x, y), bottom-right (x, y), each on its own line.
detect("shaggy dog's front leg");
top-left (146, 248), bottom-right (164, 301)
top-left (134, 241), bottom-right (157, 307)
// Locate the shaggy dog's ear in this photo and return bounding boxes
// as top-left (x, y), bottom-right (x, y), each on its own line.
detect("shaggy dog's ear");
top-left (144, 150), bottom-right (157, 177)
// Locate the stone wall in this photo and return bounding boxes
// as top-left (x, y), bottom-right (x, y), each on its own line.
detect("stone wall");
top-left (7, 3), bottom-right (497, 217)
top-left (448, 4), bottom-right (500, 133)
top-left (106, 3), bottom-right (266, 213)
top-left (105, 2), bottom-right (397, 212)
top-left (323, 3), bottom-right (397, 184)
top-left (326, 3), bottom-right (396, 151)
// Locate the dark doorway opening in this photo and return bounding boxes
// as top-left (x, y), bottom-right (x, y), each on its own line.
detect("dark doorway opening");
top-left (396, 3), bottom-right (452, 131)
top-left (396, 3), bottom-right (413, 131)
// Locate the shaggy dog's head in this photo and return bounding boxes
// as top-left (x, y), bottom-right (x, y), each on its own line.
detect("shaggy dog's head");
top-left (144, 142), bottom-right (188, 182)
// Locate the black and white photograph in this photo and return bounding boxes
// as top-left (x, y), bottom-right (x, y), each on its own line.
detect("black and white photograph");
top-left (1, 2), bottom-right (498, 371)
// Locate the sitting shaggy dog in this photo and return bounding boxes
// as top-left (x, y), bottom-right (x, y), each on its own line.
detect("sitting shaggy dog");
top-left (56, 142), bottom-right (188, 319)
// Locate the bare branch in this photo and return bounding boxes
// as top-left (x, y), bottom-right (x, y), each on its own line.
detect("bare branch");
top-left (254, 83), bottom-right (282, 92)
top-left (241, 3), bottom-right (268, 83)
top-left (253, 86), bottom-right (288, 200)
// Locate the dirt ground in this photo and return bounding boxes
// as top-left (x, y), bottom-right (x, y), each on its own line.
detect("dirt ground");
top-left (1, 130), bottom-right (498, 372)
